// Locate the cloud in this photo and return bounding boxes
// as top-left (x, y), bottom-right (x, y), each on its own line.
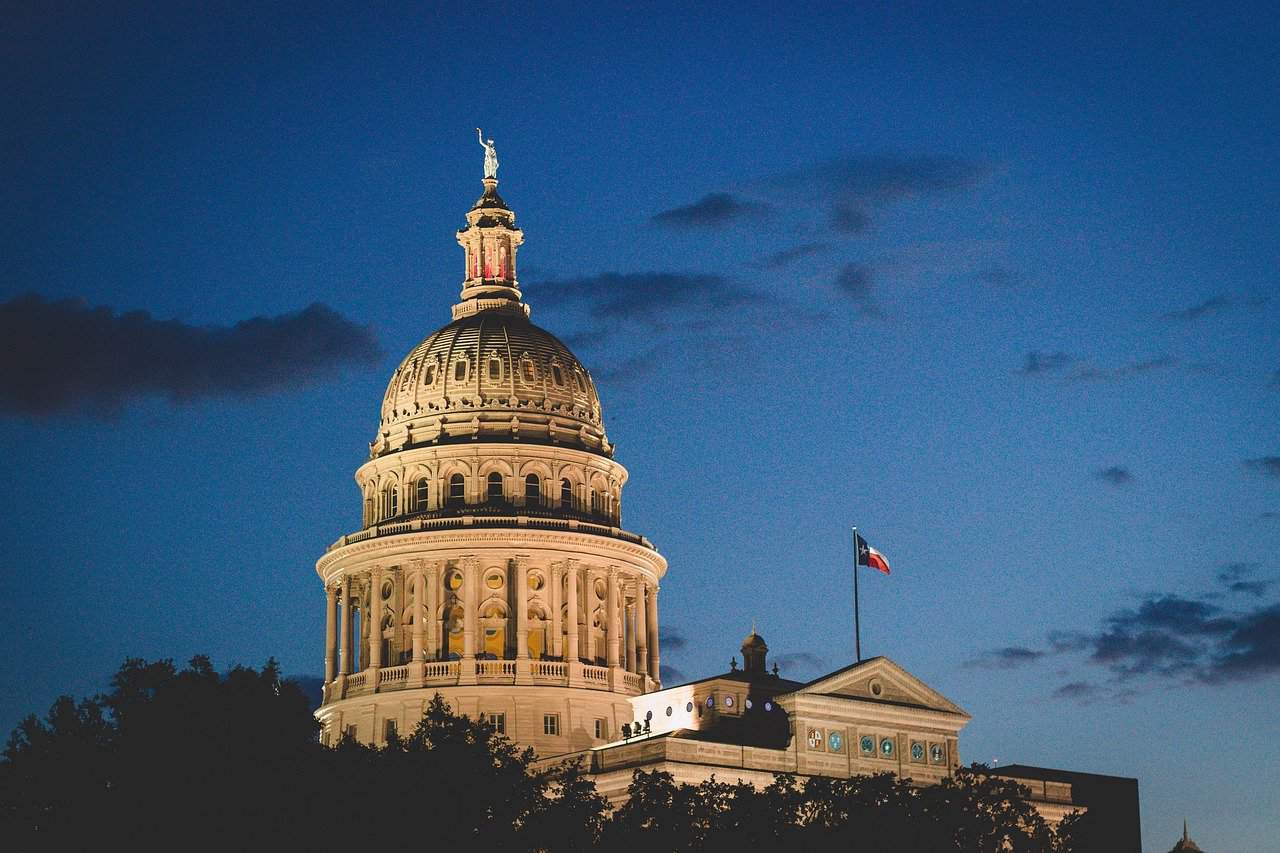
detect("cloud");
top-left (1095, 466), bottom-right (1134, 486)
top-left (660, 627), bottom-right (689, 652)
top-left (756, 242), bottom-right (833, 270)
top-left (964, 646), bottom-right (1046, 669)
top-left (1161, 294), bottom-right (1232, 322)
top-left (0, 295), bottom-right (382, 417)
top-left (1016, 351), bottom-right (1074, 375)
top-left (1161, 293), bottom-right (1269, 322)
top-left (1052, 681), bottom-right (1100, 701)
top-left (1204, 603), bottom-right (1280, 683)
top-left (531, 272), bottom-right (774, 329)
top-left (1217, 563), bottom-right (1272, 598)
top-left (659, 664), bottom-right (687, 684)
top-left (1243, 456), bottom-right (1280, 478)
top-left (975, 265), bottom-right (1025, 288)
top-left (594, 347), bottom-right (663, 383)
top-left (773, 652), bottom-right (826, 673)
top-left (834, 263), bottom-right (881, 317)
top-left (651, 193), bottom-right (769, 229)
top-left (831, 204), bottom-right (871, 234)
top-left (1069, 355), bottom-right (1177, 383)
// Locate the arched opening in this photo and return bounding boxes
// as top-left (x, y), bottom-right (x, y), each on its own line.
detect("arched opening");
top-left (590, 489), bottom-right (600, 514)
top-left (552, 364), bottom-right (564, 386)
top-left (448, 474), bottom-right (465, 507)
top-left (487, 472), bottom-right (504, 502)
top-left (528, 603), bottom-right (549, 660)
top-left (560, 478), bottom-right (573, 509)
top-left (387, 485), bottom-right (399, 518)
top-left (415, 477), bottom-right (429, 510)
top-left (424, 364), bottom-right (436, 386)
top-left (443, 602), bottom-right (464, 659)
top-left (480, 599), bottom-right (508, 658)
top-left (454, 360), bottom-right (468, 382)
top-left (524, 473), bottom-right (541, 505)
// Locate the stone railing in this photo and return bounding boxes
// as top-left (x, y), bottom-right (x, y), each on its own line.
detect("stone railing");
top-left (583, 664), bottom-right (609, 685)
top-left (424, 661), bottom-right (459, 679)
top-left (345, 672), bottom-right (367, 691)
top-left (327, 658), bottom-right (648, 701)
top-left (477, 660), bottom-right (516, 681)
top-left (328, 513), bottom-right (654, 553)
top-left (623, 671), bottom-right (644, 692)
top-left (378, 664), bottom-right (409, 687)
top-left (531, 660), bottom-right (567, 680)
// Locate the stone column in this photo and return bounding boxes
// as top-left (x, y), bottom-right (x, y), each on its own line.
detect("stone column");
top-left (425, 561), bottom-right (439, 660)
top-left (647, 584), bottom-right (661, 683)
top-left (462, 557), bottom-right (478, 660)
top-left (368, 566), bottom-right (383, 679)
top-left (324, 586), bottom-right (337, 683)
top-left (606, 568), bottom-right (620, 668)
top-left (583, 570), bottom-right (596, 664)
top-left (565, 560), bottom-right (580, 662)
top-left (515, 557), bottom-right (529, 659)
top-left (550, 562), bottom-right (563, 658)
top-left (338, 576), bottom-right (351, 675)
top-left (625, 600), bottom-right (637, 672)
top-left (411, 563), bottom-right (425, 663)
top-left (636, 580), bottom-right (649, 677)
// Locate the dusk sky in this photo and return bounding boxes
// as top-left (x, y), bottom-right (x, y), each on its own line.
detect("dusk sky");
top-left (3, 3), bottom-right (1278, 849)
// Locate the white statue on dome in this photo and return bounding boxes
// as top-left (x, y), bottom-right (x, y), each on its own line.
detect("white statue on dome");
top-left (476, 128), bottom-right (498, 179)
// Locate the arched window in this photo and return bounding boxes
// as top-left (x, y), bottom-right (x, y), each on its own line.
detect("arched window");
top-left (448, 474), bottom-right (465, 507)
top-left (590, 489), bottom-right (599, 513)
top-left (387, 485), bottom-right (399, 517)
top-left (552, 364), bottom-right (564, 386)
top-left (415, 477), bottom-right (429, 510)
top-left (560, 478), bottom-right (573, 508)
top-left (424, 364), bottom-right (436, 386)
top-left (487, 472), bottom-right (504, 502)
top-left (454, 360), bottom-right (467, 382)
top-left (525, 473), bottom-right (541, 504)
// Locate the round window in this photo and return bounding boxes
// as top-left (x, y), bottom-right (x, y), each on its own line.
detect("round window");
top-left (881, 738), bottom-right (895, 757)
top-left (686, 702), bottom-right (693, 712)
top-left (744, 698), bottom-right (753, 710)
top-left (705, 696), bottom-right (715, 708)
top-left (381, 581), bottom-right (393, 600)
top-left (828, 732), bottom-right (843, 752)
top-left (594, 579), bottom-right (606, 599)
top-left (931, 744), bottom-right (944, 763)
top-left (869, 680), bottom-right (883, 697)
top-left (724, 696), bottom-right (735, 707)
top-left (860, 735), bottom-right (874, 754)
top-left (446, 571), bottom-right (462, 590)
top-left (528, 574), bottom-right (544, 590)
top-left (911, 743), bottom-right (925, 761)
top-left (665, 706), bottom-right (673, 717)
top-left (763, 701), bottom-right (773, 712)
top-left (485, 574), bottom-right (503, 590)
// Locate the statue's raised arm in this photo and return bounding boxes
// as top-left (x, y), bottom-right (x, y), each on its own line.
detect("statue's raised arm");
top-left (476, 128), bottom-right (499, 179)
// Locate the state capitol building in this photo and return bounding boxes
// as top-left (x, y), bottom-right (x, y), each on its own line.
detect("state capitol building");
top-left (311, 149), bottom-right (1141, 850)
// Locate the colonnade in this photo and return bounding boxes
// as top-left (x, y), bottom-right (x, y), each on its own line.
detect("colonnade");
top-left (323, 556), bottom-right (660, 689)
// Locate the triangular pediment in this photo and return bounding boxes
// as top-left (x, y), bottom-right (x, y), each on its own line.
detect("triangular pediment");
top-left (791, 657), bottom-right (969, 718)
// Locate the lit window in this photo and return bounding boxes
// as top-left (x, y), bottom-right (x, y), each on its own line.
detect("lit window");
top-left (415, 478), bottom-right (429, 509)
top-left (594, 718), bottom-right (606, 739)
top-left (560, 478), bottom-right (573, 507)
top-left (930, 744), bottom-right (944, 763)
top-left (881, 737), bottom-right (895, 757)
top-left (685, 702), bottom-right (693, 712)
top-left (543, 714), bottom-right (560, 736)
top-left (911, 742), bottom-right (925, 761)
top-left (860, 735), bottom-right (874, 754)
top-left (486, 713), bottom-right (506, 734)
top-left (448, 474), bottom-right (465, 506)
top-left (525, 473), bottom-right (540, 502)
top-left (487, 472), bottom-right (504, 501)
top-left (724, 696), bottom-right (735, 707)
top-left (455, 360), bottom-right (467, 382)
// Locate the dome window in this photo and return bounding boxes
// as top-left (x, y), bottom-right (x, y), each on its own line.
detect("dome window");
top-left (454, 360), bottom-right (468, 382)
top-left (415, 477), bottom-right (429, 510)
top-left (424, 365), bottom-right (437, 386)
top-left (448, 474), bottom-right (465, 507)
top-left (524, 474), bottom-right (541, 504)
top-left (487, 472), bottom-right (504, 502)
top-left (574, 372), bottom-right (586, 393)
top-left (488, 357), bottom-right (502, 381)
top-left (560, 478), bottom-right (573, 508)
top-left (522, 360), bottom-right (536, 383)
top-left (551, 364), bottom-right (565, 386)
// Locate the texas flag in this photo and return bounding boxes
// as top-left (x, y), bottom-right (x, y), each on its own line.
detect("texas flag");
top-left (854, 531), bottom-right (891, 575)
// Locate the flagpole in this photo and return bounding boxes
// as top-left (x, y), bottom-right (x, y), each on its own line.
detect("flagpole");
top-left (852, 526), bottom-right (862, 663)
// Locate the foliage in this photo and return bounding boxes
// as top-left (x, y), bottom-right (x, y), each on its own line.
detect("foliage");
top-left (3, 656), bottom-right (1077, 851)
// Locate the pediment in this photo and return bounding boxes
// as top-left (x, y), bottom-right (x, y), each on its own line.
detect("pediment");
top-left (793, 656), bottom-right (969, 718)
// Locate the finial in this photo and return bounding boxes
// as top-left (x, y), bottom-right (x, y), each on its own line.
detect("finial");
top-left (730, 656), bottom-right (738, 671)
top-left (1183, 819), bottom-right (1188, 841)
top-left (751, 618), bottom-right (757, 636)
top-left (476, 128), bottom-right (499, 179)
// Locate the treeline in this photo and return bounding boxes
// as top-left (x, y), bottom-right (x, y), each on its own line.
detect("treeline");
top-left (2, 657), bottom-right (1095, 851)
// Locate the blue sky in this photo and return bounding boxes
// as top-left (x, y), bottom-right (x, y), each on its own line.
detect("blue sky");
top-left (2, 3), bottom-right (1277, 849)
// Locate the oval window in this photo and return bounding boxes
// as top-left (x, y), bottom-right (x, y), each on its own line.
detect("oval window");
top-left (881, 738), bottom-right (895, 757)
top-left (665, 706), bottom-right (672, 717)
top-left (485, 574), bottom-right (503, 590)
top-left (685, 702), bottom-right (693, 712)
top-left (911, 743), bottom-right (925, 761)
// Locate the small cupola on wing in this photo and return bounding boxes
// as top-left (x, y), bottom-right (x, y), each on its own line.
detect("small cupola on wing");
top-left (741, 628), bottom-right (769, 675)
top-left (454, 129), bottom-right (525, 320)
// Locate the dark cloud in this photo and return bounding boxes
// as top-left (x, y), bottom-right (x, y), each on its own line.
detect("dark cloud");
top-left (1095, 466), bottom-right (1134, 486)
top-left (756, 242), bottom-right (833, 270)
top-left (831, 203), bottom-right (871, 234)
top-left (659, 664), bottom-right (687, 684)
top-left (531, 272), bottom-right (773, 329)
top-left (593, 347), bottom-right (663, 383)
top-left (1204, 603), bottom-right (1280, 683)
top-left (1217, 563), bottom-right (1272, 598)
top-left (773, 652), bottom-right (826, 673)
top-left (1243, 456), bottom-right (1280, 478)
top-left (834, 263), bottom-right (881, 317)
top-left (0, 294), bottom-right (382, 418)
top-left (1161, 293), bottom-right (1269, 322)
top-left (963, 646), bottom-right (1046, 669)
top-left (1161, 294), bottom-right (1232, 322)
top-left (650, 193), bottom-right (769, 229)
top-left (1069, 355), bottom-right (1177, 383)
top-left (660, 628), bottom-right (689, 652)
top-left (1052, 681), bottom-right (1100, 701)
top-left (975, 266), bottom-right (1025, 288)
top-left (1016, 351), bottom-right (1074, 375)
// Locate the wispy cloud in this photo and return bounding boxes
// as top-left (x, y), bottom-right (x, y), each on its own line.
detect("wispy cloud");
top-left (651, 193), bottom-right (769, 229)
top-left (834, 263), bottom-right (882, 318)
top-left (773, 651), bottom-right (826, 674)
top-left (1218, 563), bottom-right (1272, 598)
top-left (0, 295), bottom-right (382, 418)
top-left (964, 646), bottom-right (1046, 670)
top-left (1070, 355), bottom-right (1178, 383)
top-left (756, 242), bottom-right (833, 270)
top-left (659, 664), bottom-right (686, 684)
top-left (1161, 293), bottom-right (1269, 322)
top-left (975, 265), bottom-right (1026, 288)
top-left (1095, 466), bottom-right (1135, 486)
top-left (1015, 351), bottom-right (1182, 383)
top-left (1244, 456), bottom-right (1280, 479)
top-left (1016, 351), bottom-right (1074, 376)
